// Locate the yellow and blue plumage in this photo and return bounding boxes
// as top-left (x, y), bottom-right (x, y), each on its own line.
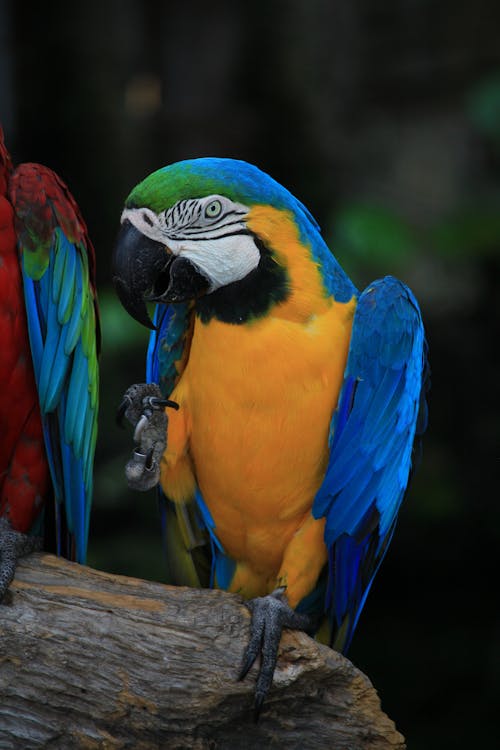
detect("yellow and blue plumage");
top-left (112, 158), bottom-right (429, 713)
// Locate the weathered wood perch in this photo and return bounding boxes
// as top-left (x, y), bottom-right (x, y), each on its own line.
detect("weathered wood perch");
top-left (0, 554), bottom-right (405, 749)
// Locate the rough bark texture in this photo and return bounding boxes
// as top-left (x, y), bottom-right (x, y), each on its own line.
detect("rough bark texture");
top-left (0, 554), bottom-right (405, 749)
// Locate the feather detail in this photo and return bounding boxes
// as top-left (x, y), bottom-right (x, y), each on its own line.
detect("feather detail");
top-left (56, 233), bottom-right (77, 325)
top-left (147, 301), bottom-right (193, 396)
top-left (9, 160), bottom-right (99, 562)
top-left (313, 276), bottom-right (428, 652)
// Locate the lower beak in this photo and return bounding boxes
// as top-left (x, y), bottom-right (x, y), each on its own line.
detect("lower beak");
top-left (147, 255), bottom-right (210, 305)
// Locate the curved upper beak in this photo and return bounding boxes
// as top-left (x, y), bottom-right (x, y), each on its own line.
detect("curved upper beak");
top-left (112, 219), bottom-right (210, 329)
top-left (112, 220), bottom-right (168, 329)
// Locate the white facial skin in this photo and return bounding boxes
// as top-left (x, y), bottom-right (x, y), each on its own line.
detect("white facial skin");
top-left (121, 195), bottom-right (260, 291)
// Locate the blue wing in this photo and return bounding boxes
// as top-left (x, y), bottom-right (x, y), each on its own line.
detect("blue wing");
top-left (147, 302), bottom-right (214, 587)
top-left (147, 301), bottom-right (193, 397)
top-left (313, 276), bottom-right (428, 652)
top-left (12, 164), bottom-right (99, 563)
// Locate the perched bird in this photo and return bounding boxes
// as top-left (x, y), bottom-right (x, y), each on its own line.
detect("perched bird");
top-left (113, 158), bottom-right (428, 715)
top-left (0, 127), bottom-right (99, 598)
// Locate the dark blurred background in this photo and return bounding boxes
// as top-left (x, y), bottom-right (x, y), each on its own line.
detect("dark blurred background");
top-left (1, 0), bottom-right (498, 746)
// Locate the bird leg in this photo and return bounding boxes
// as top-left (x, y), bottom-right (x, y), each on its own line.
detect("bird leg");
top-left (238, 586), bottom-right (317, 719)
top-left (117, 383), bottom-right (178, 491)
top-left (0, 517), bottom-right (42, 602)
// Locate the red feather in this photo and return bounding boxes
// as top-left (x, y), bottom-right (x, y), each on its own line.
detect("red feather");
top-left (0, 130), bottom-right (49, 532)
top-left (0, 126), bottom-right (99, 542)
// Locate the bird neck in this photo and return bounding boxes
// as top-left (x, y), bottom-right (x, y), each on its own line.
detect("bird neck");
top-left (195, 236), bottom-right (288, 325)
top-left (195, 204), bottom-right (354, 326)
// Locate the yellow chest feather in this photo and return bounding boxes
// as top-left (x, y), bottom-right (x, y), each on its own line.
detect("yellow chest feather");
top-left (171, 298), bottom-right (354, 572)
top-left (164, 206), bottom-right (356, 582)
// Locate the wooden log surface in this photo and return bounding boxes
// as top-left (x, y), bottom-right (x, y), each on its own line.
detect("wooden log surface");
top-left (0, 554), bottom-right (405, 749)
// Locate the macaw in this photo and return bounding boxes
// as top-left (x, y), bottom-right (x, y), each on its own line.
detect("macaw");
top-left (0, 126), bottom-right (99, 599)
top-left (112, 158), bottom-right (428, 714)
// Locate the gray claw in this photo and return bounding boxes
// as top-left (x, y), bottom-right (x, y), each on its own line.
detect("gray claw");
top-left (239, 587), bottom-right (314, 720)
top-left (133, 413), bottom-right (150, 443)
top-left (0, 518), bottom-right (42, 602)
top-left (148, 396), bottom-right (179, 411)
top-left (116, 396), bottom-right (132, 427)
top-left (145, 446), bottom-right (155, 470)
top-left (120, 383), bottom-right (171, 492)
top-left (125, 449), bottom-right (160, 490)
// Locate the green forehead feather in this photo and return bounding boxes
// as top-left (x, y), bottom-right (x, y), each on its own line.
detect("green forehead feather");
top-left (126, 158), bottom-right (315, 219)
top-left (126, 162), bottom-right (230, 212)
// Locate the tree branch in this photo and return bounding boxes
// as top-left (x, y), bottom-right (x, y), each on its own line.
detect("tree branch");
top-left (0, 554), bottom-right (405, 749)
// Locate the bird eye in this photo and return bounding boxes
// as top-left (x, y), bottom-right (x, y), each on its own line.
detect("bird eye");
top-left (205, 200), bottom-right (222, 219)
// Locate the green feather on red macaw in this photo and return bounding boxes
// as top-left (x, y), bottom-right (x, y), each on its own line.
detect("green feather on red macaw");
top-left (0, 126), bottom-right (99, 598)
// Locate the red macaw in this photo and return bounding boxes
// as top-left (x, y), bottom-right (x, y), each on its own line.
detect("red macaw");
top-left (0, 126), bottom-right (99, 598)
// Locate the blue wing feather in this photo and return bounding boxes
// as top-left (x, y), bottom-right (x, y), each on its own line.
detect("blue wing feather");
top-left (64, 341), bottom-right (86, 443)
top-left (146, 304), bottom-right (171, 385)
top-left (20, 230), bottom-right (98, 563)
top-left (147, 301), bottom-right (192, 397)
top-left (146, 302), bottom-right (217, 585)
top-left (22, 276), bottom-right (44, 382)
top-left (313, 276), bottom-right (428, 652)
top-left (64, 267), bottom-right (84, 354)
top-left (56, 234), bottom-right (77, 324)
top-left (52, 233), bottom-right (66, 302)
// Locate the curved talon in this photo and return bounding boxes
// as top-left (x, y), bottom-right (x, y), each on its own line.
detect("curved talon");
top-left (239, 588), bottom-right (314, 720)
top-left (145, 445), bottom-right (155, 471)
top-left (147, 396), bottom-right (179, 411)
top-left (116, 396), bottom-right (131, 427)
top-left (165, 398), bottom-right (179, 410)
top-left (133, 413), bottom-right (150, 443)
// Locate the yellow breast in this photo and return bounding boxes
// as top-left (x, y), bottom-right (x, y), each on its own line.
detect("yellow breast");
top-left (164, 206), bottom-right (356, 583)
top-left (185, 302), bottom-right (354, 569)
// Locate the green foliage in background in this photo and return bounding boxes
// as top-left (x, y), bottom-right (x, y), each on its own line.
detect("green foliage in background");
top-left (467, 72), bottom-right (500, 148)
top-left (332, 200), bottom-right (500, 282)
top-left (331, 203), bottom-right (500, 300)
top-left (98, 288), bottom-right (151, 354)
top-left (331, 204), bottom-right (420, 279)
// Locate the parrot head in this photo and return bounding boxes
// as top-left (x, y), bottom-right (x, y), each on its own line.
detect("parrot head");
top-left (112, 158), bottom-right (329, 328)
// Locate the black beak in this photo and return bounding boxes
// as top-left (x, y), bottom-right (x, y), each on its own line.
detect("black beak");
top-left (112, 220), bottom-right (167, 329)
top-left (112, 220), bottom-right (211, 329)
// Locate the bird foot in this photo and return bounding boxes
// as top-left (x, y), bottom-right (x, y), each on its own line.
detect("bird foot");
top-left (238, 587), bottom-right (315, 720)
top-left (0, 518), bottom-right (42, 602)
top-left (117, 383), bottom-right (178, 491)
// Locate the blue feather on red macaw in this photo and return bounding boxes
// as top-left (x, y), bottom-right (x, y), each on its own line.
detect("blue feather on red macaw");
top-left (0, 126), bottom-right (99, 598)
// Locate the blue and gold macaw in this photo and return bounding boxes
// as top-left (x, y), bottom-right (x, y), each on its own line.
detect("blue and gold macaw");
top-left (112, 158), bottom-right (428, 714)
